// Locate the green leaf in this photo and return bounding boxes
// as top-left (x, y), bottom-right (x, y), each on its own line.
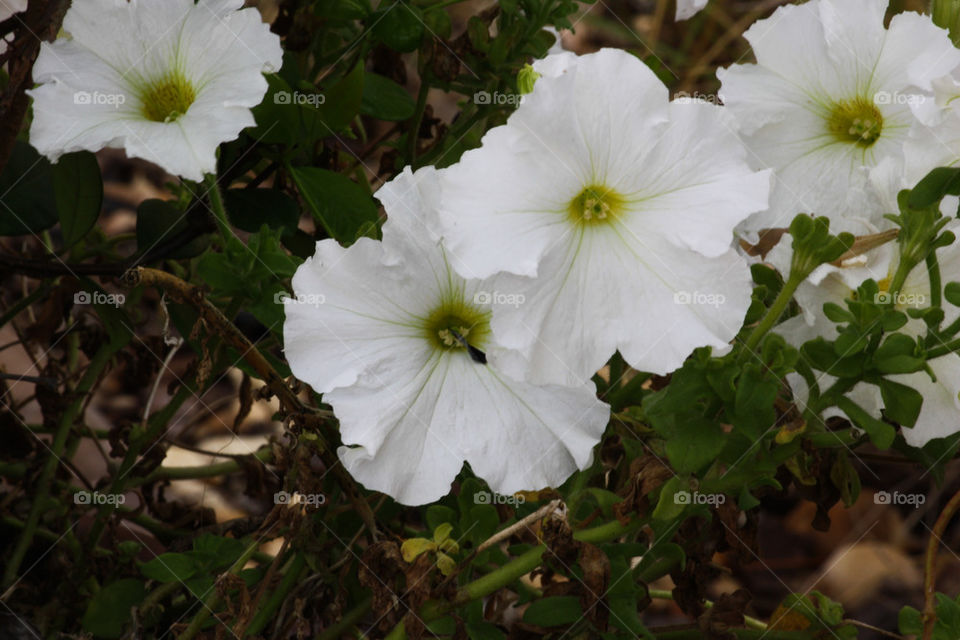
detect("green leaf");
top-left (732, 366), bottom-right (778, 440)
top-left (315, 0), bottom-right (370, 20)
top-left (361, 73), bottom-right (416, 121)
top-left (898, 605), bottom-right (922, 635)
top-left (401, 537), bottom-right (436, 562)
top-left (835, 396), bottom-right (895, 449)
top-left (873, 334), bottom-right (923, 374)
top-left (465, 621), bottom-right (506, 640)
top-left (82, 578), bottom-right (146, 638)
top-left (880, 378), bottom-right (924, 428)
top-left (315, 62), bottom-right (365, 133)
top-left (53, 151), bottom-right (103, 246)
top-left (289, 166), bottom-right (379, 243)
top-left (522, 596), bottom-right (583, 627)
top-left (223, 188), bottom-right (300, 233)
top-left (140, 552), bottom-right (197, 583)
top-left (193, 534), bottom-right (246, 569)
top-left (425, 505), bottom-right (457, 532)
top-left (372, 2), bottom-right (424, 52)
top-left (0, 141), bottom-right (58, 236)
top-left (909, 167), bottom-right (960, 208)
top-left (136, 199), bottom-right (209, 259)
top-left (945, 281), bottom-right (960, 307)
top-left (651, 477), bottom-right (688, 521)
top-left (663, 415), bottom-right (725, 474)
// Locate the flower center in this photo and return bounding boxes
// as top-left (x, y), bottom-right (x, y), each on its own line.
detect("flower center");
top-left (568, 185), bottom-right (625, 226)
top-left (423, 300), bottom-right (491, 362)
top-left (140, 71), bottom-right (197, 123)
top-left (825, 97), bottom-right (883, 147)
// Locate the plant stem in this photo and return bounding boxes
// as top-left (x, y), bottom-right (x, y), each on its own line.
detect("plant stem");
top-left (922, 486), bottom-right (960, 640)
top-left (2, 344), bottom-right (118, 588)
top-left (316, 595), bottom-right (373, 640)
top-left (176, 537), bottom-right (263, 640)
top-left (242, 551), bottom-right (307, 637)
top-left (131, 447), bottom-right (273, 487)
top-left (407, 80), bottom-right (430, 166)
top-left (648, 589), bottom-right (767, 630)
top-left (740, 274), bottom-right (803, 356)
top-left (203, 174), bottom-right (234, 244)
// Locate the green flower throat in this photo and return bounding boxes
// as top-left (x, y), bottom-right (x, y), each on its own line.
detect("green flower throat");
top-left (138, 70), bottom-right (197, 123)
top-left (826, 97), bottom-right (883, 147)
top-left (423, 298), bottom-right (491, 364)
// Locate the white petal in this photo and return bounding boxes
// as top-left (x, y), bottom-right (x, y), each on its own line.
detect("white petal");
top-left (336, 357), bottom-right (609, 505)
top-left (892, 355), bottom-right (960, 447)
top-left (675, 0), bottom-right (708, 21)
top-left (490, 225), bottom-right (753, 385)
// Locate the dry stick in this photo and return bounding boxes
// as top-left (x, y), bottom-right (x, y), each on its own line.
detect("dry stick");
top-left (922, 487), bottom-right (960, 640)
top-left (122, 266), bottom-right (378, 537)
top-left (476, 499), bottom-right (562, 553)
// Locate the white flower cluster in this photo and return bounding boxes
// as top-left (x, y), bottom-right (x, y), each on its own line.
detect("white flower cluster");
top-left (285, 49), bottom-right (771, 504)
top-left (26, 0), bottom-right (960, 502)
top-left (724, 0), bottom-right (960, 448)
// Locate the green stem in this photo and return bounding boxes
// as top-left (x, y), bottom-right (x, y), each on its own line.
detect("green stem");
top-left (316, 595), bottom-right (373, 640)
top-left (131, 447), bottom-right (273, 487)
top-left (407, 80), bottom-right (430, 166)
top-left (0, 282), bottom-right (51, 328)
top-left (243, 552), bottom-right (307, 637)
top-left (926, 252), bottom-right (943, 310)
top-left (203, 174), bottom-right (233, 244)
top-left (648, 589), bottom-right (767, 630)
top-left (2, 345), bottom-right (118, 587)
top-left (177, 537), bottom-right (262, 640)
top-left (741, 274), bottom-right (803, 356)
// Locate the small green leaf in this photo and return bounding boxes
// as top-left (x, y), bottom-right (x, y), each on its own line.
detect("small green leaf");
top-left (836, 396), bottom-right (895, 449)
top-left (140, 552), bottom-right (197, 583)
top-left (522, 596), bottom-right (583, 627)
top-left (401, 537), bottom-right (436, 562)
top-left (880, 378), bottom-right (924, 428)
top-left (0, 141), bottom-right (57, 236)
top-left (465, 621), bottom-right (506, 640)
top-left (53, 151), bottom-right (103, 246)
top-left (361, 73), bottom-right (416, 121)
top-left (909, 167), bottom-right (960, 208)
top-left (289, 166), bottom-right (379, 243)
top-left (945, 281), bottom-right (960, 307)
top-left (372, 2), bottom-right (424, 52)
top-left (82, 579), bottom-right (146, 638)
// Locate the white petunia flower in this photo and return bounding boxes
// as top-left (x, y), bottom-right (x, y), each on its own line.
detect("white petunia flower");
top-left (676, 0), bottom-right (709, 21)
top-left (282, 167), bottom-right (610, 506)
top-left (718, 0), bottom-right (960, 236)
top-left (437, 49), bottom-right (770, 386)
top-left (27, 0), bottom-right (281, 181)
top-left (768, 221), bottom-right (960, 448)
